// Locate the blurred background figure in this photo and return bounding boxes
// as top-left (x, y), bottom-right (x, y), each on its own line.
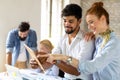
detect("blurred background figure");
top-left (6, 22), bottom-right (37, 69)
top-left (31, 39), bottom-right (59, 76)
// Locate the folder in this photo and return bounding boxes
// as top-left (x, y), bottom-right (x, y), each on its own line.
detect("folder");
top-left (24, 44), bottom-right (45, 73)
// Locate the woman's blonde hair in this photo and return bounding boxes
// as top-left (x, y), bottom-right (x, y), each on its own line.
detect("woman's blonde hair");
top-left (40, 39), bottom-right (54, 51)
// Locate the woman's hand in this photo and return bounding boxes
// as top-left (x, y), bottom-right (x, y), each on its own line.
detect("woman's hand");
top-left (84, 32), bottom-right (95, 41)
top-left (30, 58), bottom-right (39, 69)
top-left (30, 52), bottom-right (48, 69)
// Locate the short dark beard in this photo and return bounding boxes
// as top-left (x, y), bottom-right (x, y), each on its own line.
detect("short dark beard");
top-left (65, 25), bottom-right (78, 34)
top-left (65, 30), bottom-right (74, 34)
top-left (19, 36), bottom-right (27, 41)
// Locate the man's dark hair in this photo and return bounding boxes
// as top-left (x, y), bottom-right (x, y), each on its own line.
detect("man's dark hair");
top-left (18, 22), bottom-right (30, 32)
top-left (61, 4), bottom-right (82, 20)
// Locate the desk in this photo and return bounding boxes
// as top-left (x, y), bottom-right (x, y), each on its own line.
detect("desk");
top-left (0, 69), bottom-right (63, 80)
top-left (0, 72), bottom-right (15, 80)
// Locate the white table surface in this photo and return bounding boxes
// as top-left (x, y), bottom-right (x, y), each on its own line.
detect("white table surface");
top-left (0, 69), bottom-right (63, 80)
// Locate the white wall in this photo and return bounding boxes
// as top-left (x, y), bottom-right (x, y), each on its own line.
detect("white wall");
top-left (0, 0), bottom-right (41, 72)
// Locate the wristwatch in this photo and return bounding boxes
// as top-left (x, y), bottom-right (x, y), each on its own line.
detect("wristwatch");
top-left (56, 60), bottom-right (61, 64)
top-left (66, 56), bottom-right (72, 65)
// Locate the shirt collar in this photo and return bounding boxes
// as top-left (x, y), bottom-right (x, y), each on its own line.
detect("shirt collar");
top-left (75, 28), bottom-right (85, 40)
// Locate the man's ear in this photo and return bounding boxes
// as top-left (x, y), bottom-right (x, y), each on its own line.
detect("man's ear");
top-left (78, 19), bottom-right (81, 24)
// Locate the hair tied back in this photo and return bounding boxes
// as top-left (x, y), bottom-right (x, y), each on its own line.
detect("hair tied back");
top-left (92, 2), bottom-right (103, 8)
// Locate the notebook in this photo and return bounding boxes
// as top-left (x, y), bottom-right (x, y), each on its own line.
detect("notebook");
top-left (24, 44), bottom-right (45, 73)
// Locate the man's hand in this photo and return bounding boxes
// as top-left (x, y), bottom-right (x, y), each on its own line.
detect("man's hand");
top-left (37, 52), bottom-right (48, 64)
top-left (42, 62), bottom-right (53, 69)
top-left (39, 54), bottom-right (62, 64)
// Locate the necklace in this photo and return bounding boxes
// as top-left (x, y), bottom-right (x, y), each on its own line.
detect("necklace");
top-left (99, 28), bottom-right (113, 48)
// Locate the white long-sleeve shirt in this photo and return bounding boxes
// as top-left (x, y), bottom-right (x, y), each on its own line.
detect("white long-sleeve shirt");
top-left (52, 29), bottom-right (95, 80)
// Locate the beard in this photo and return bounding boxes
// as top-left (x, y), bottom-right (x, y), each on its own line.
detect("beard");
top-left (65, 26), bottom-right (78, 34)
top-left (65, 29), bottom-right (74, 34)
top-left (19, 36), bottom-right (27, 41)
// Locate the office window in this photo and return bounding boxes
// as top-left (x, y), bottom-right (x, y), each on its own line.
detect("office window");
top-left (40, 0), bottom-right (70, 40)
top-left (40, 0), bottom-right (71, 46)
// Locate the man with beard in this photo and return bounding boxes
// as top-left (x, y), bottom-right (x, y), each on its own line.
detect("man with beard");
top-left (6, 22), bottom-right (37, 69)
top-left (30, 4), bottom-right (94, 80)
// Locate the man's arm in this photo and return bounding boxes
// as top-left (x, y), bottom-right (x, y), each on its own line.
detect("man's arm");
top-left (6, 30), bottom-right (15, 65)
top-left (38, 52), bottom-right (80, 75)
top-left (6, 52), bottom-right (12, 65)
top-left (58, 40), bottom-right (95, 75)
top-left (30, 52), bottom-right (80, 75)
top-left (55, 61), bottom-right (80, 76)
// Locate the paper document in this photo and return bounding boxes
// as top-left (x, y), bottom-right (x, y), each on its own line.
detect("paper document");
top-left (24, 44), bottom-right (45, 73)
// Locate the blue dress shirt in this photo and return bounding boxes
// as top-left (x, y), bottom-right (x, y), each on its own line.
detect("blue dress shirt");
top-left (79, 32), bottom-right (120, 80)
top-left (6, 29), bottom-right (37, 66)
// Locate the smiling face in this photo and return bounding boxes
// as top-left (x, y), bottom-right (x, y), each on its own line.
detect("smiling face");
top-left (86, 14), bottom-right (107, 35)
top-left (63, 16), bottom-right (81, 34)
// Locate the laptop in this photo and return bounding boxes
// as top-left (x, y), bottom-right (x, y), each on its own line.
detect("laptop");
top-left (5, 64), bottom-right (62, 80)
top-left (5, 64), bottom-right (29, 80)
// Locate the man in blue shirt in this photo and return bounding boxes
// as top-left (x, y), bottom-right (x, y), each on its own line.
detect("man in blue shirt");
top-left (6, 22), bottom-right (37, 69)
